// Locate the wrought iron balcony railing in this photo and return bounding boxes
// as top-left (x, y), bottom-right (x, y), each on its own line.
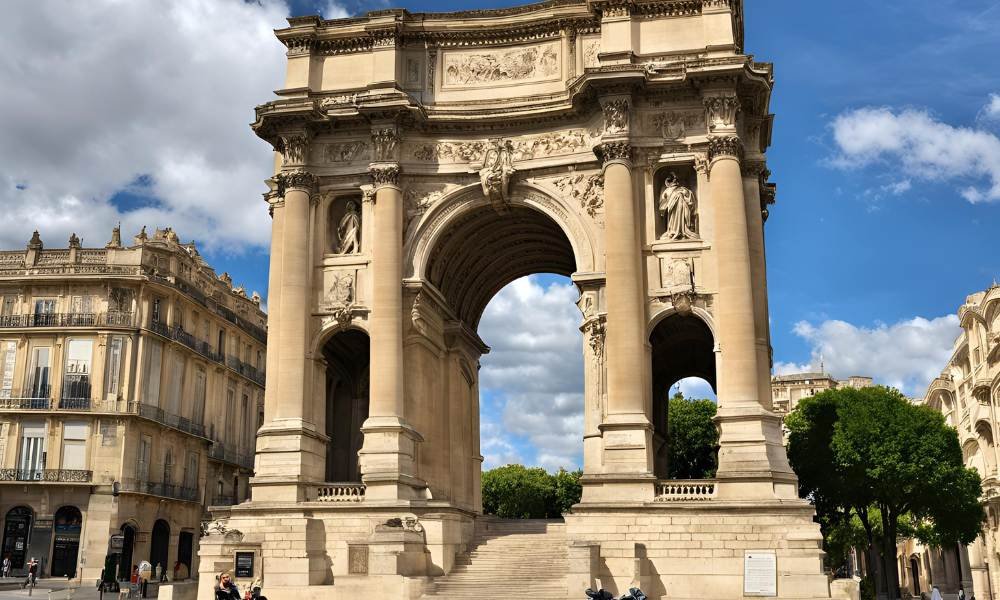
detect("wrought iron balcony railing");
top-left (119, 478), bottom-right (199, 502)
top-left (0, 469), bottom-right (92, 482)
top-left (124, 402), bottom-right (207, 438)
top-left (0, 312), bottom-right (135, 328)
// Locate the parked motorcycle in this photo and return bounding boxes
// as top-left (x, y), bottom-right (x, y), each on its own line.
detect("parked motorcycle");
top-left (586, 588), bottom-right (647, 600)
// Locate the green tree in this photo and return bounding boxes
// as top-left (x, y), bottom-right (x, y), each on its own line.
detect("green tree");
top-left (787, 386), bottom-right (984, 600)
top-left (667, 393), bottom-right (719, 479)
top-left (481, 465), bottom-right (583, 518)
top-left (552, 468), bottom-right (583, 516)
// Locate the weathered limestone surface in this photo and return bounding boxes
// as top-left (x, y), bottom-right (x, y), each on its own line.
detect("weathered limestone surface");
top-left (199, 1), bottom-right (832, 598)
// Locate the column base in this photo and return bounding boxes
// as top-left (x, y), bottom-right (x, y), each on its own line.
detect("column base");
top-left (714, 404), bottom-right (798, 500)
top-left (252, 418), bottom-right (328, 502)
top-left (360, 415), bottom-right (428, 501)
top-left (583, 414), bottom-right (656, 503)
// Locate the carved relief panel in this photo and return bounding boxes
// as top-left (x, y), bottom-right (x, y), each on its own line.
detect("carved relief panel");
top-left (441, 41), bottom-right (560, 89)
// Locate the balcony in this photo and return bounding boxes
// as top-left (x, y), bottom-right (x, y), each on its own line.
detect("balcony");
top-left (0, 390), bottom-right (51, 410)
top-left (146, 323), bottom-right (263, 385)
top-left (119, 478), bottom-right (199, 502)
top-left (225, 356), bottom-right (266, 386)
top-left (0, 312), bottom-right (135, 329)
top-left (208, 443), bottom-right (254, 470)
top-left (124, 402), bottom-right (207, 439)
top-left (0, 469), bottom-right (92, 483)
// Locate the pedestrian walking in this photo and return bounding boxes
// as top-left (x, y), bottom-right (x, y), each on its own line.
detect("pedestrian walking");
top-left (1, 555), bottom-right (11, 578)
top-left (20, 557), bottom-right (39, 588)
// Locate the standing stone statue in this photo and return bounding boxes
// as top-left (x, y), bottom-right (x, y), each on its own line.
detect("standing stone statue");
top-left (337, 201), bottom-right (361, 254)
top-left (658, 172), bottom-right (698, 240)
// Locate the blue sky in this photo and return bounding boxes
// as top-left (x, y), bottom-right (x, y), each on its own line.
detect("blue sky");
top-left (2, 0), bottom-right (998, 471)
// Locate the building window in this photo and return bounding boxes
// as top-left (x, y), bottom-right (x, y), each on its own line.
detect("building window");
top-left (1, 296), bottom-right (16, 320)
top-left (61, 339), bottom-right (93, 408)
top-left (106, 336), bottom-right (125, 400)
top-left (137, 435), bottom-right (152, 481)
top-left (18, 421), bottom-right (45, 478)
top-left (226, 387), bottom-right (236, 445)
top-left (143, 339), bottom-right (163, 406)
top-left (193, 370), bottom-right (206, 425)
top-left (33, 298), bottom-right (56, 326)
top-left (163, 449), bottom-right (173, 485)
top-left (61, 421), bottom-right (88, 471)
top-left (241, 394), bottom-right (250, 452)
top-left (184, 452), bottom-right (198, 491)
top-left (0, 340), bottom-right (16, 399)
top-left (151, 297), bottom-right (162, 324)
top-left (217, 329), bottom-right (226, 356)
top-left (27, 346), bottom-right (51, 401)
top-left (166, 350), bottom-right (184, 415)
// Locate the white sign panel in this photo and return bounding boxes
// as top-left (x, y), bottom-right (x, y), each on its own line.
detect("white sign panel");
top-left (744, 550), bottom-right (777, 597)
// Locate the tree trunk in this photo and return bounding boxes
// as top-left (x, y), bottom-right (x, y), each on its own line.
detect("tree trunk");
top-left (881, 506), bottom-right (900, 600)
top-left (858, 507), bottom-right (885, 600)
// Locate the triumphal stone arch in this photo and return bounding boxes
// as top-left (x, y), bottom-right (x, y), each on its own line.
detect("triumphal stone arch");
top-left (198, 1), bottom-right (832, 598)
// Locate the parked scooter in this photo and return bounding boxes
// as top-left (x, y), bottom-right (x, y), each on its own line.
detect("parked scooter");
top-left (586, 588), bottom-right (647, 600)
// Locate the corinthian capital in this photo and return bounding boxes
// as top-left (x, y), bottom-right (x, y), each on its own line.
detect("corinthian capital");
top-left (593, 141), bottom-right (632, 166)
top-left (279, 132), bottom-right (312, 167)
top-left (708, 136), bottom-right (743, 162)
top-left (368, 163), bottom-right (400, 188)
top-left (275, 169), bottom-right (318, 194)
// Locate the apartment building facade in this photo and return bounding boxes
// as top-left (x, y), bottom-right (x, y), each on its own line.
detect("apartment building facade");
top-left (0, 226), bottom-right (265, 582)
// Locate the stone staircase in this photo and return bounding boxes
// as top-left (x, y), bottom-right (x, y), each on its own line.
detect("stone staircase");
top-left (422, 518), bottom-right (568, 600)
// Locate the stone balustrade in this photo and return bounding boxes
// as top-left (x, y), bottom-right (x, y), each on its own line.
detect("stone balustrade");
top-left (312, 483), bottom-right (366, 502)
top-left (653, 479), bottom-right (717, 502)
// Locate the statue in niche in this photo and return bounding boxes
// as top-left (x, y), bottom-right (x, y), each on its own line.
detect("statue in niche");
top-left (658, 172), bottom-right (698, 240)
top-left (337, 201), bottom-right (361, 254)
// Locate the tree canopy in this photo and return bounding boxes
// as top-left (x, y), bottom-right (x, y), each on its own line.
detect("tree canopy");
top-left (481, 465), bottom-right (582, 518)
top-left (786, 386), bottom-right (984, 600)
top-left (667, 393), bottom-right (719, 479)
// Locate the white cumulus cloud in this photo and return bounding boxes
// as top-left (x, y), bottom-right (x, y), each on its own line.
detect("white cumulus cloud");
top-left (829, 100), bottom-right (1000, 203)
top-left (981, 93), bottom-right (1000, 122)
top-left (0, 0), bottom-right (290, 253)
top-left (780, 314), bottom-right (960, 396)
top-left (478, 276), bottom-right (584, 472)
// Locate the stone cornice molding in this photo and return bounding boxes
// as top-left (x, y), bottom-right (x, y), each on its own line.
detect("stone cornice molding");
top-left (368, 163), bottom-right (401, 188)
top-left (594, 141), bottom-right (633, 167)
top-left (707, 135), bottom-right (743, 162)
top-left (275, 169), bottom-right (319, 195)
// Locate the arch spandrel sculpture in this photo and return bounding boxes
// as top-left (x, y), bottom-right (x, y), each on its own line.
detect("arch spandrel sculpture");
top-left (197, 2), bottom-right (833, 599)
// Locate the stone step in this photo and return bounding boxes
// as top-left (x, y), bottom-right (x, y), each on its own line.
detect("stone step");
top-left (422, 519), bottom-right (568, 600)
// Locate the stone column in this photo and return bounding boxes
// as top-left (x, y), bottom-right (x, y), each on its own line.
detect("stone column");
top-left (742, 159), bottom-right (773, 409)
top-left (591, 94), bottom-right (654, 493)
top-left (359, 124), bottom-right (425, 501)
top-left (253, 131), bottom-right (326, 501)
top-left (708, 133), bottom-right (795, 500)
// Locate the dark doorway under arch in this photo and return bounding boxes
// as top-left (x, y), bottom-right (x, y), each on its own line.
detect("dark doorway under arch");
top-left (323, 328), bottom-right (370, 482)
top-left (649, 313), bottom-right (717, 479)
top-left (2, 506), bottom-right (33, 571)
top-left (118, 523), bottom-right (136, 580)
top-left (149, 520), bottom-right (169, 577)
top-left (50, 506), bottom-right (82, 577)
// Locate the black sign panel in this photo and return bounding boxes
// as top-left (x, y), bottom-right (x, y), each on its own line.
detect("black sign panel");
top-left (234, 552), bottom-right (254, 578)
